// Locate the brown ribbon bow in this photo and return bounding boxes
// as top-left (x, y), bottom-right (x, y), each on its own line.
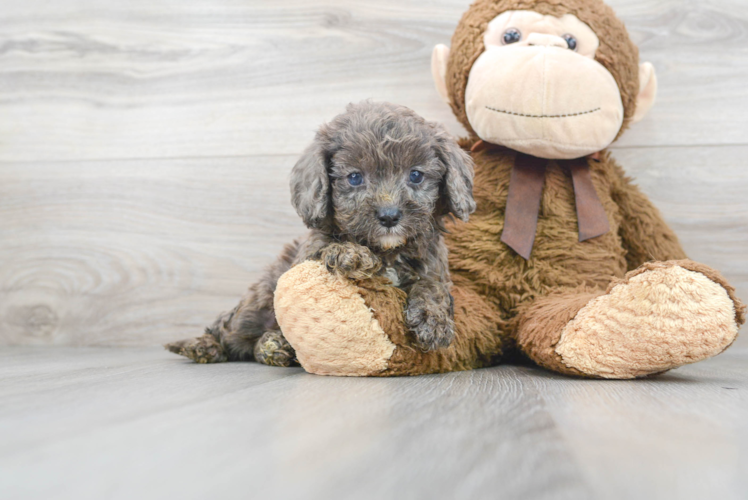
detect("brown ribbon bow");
top-left (472, 141), bottom-right (610, 260)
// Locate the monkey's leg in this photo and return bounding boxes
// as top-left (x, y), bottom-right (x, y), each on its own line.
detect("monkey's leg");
top-left (165, 242), bottom-right (300, 365)
top-left (516, 260), bottom-right (745, 379)
top-left (274, 260), bottom-right (506, 376)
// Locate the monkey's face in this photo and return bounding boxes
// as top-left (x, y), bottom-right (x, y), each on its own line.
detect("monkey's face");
top-left (432, 9), bottom-right (658, 160)
top-left (466, 11), bottom-right (623, 159)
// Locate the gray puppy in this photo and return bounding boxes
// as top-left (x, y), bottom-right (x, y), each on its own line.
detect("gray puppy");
top-left (166, 101), bottom-right (475, 366)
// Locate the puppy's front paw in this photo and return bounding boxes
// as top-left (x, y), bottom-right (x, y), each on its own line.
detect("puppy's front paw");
top-left (319, 242), bottom-right (382, 280)
top-left (405, 296), bottom-right (455, 352)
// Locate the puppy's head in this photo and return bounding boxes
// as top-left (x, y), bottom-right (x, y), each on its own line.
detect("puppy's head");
top-left (291, 101), bottom-right (475, 250)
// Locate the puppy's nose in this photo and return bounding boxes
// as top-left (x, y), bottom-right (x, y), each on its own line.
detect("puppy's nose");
top-left (376, 207), bottom-right (402, 228)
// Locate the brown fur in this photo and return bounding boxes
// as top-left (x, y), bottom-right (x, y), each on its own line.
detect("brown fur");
top-left (444, 149), bottom-right (692, 373)
top-left (272, 0), bottom-right (743, 379)
top-left (446, 0), bottom-right (641, 141)
top-left (407, 0), bottom-right (745, 376)
top-left (351, 148), bottom-right (743, 376)
top-left (514, 288), bottom-right (603, 377)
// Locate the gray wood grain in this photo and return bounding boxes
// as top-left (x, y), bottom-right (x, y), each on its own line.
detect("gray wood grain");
top-left (1, 0), bottom-right (748, 162)
top-left (1, 346), bottom-right (746, 500)
top-left (531, 348), bottom-right (748, 500)
top-left (0, 157), bottom-right (305, 345)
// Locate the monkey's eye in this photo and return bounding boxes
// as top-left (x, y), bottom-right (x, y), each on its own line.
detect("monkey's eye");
top-left (502, 28), bottom-right (522, 45)
top-left (409, 170), bottom-right (424, 184)
top-left (347, 172), bottom-right (364, 186)
top-left (562, 34), bottom-right (577, 51)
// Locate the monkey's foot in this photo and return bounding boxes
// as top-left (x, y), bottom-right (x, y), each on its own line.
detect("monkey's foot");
top-left (274, 260), bottom-right (398, 376)
top-left (253, 331), bottom-right (299, 367)
top-left (274, 260), bottom-right (503, 377)
top-left (165, 334), bottom-right (228, 364)
top-left (556, 260), bottom-right (745, 379)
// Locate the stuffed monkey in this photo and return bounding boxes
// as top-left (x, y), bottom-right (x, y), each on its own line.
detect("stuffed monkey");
top-left (274, 0), bottom-right (745, 378)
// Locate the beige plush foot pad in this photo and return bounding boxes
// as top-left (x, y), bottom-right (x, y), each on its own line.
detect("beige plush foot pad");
top-left (274, 260), bottom-right (396, 376)
top-left (556, 263), bottom-right (741, 379)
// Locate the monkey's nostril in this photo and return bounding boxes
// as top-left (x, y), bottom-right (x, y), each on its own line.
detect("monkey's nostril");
top-left (526, 33), bottom-right (568, 49)
top-left (376, 207), bottom-right (402, 228)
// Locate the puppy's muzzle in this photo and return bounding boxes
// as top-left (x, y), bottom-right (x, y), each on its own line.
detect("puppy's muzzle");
top-left (376, 206), bottom-right (402, 228)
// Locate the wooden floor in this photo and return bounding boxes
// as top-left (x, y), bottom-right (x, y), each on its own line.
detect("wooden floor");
top-left (2, 346), bottom-right (747, 500)
top-left (2, 1), bottom-right (748, 498)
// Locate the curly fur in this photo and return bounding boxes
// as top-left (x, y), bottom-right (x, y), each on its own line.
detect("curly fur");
top-left (165, 101), bottom-right (475, 364)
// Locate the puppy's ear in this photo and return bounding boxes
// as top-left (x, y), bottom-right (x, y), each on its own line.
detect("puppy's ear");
top-left (434, 129), bottom-right (476, 221)
top-left (290, 135), bottom-right (333, 230)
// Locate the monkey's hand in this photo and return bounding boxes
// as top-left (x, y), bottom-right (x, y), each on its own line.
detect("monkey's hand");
top-left (405, 280), bottom-right (455, 351)
top-left (317, 242), bottom-right (382, 280)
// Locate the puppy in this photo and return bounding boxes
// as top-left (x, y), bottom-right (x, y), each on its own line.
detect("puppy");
top-left (165, 101), bottom-right (475, 366)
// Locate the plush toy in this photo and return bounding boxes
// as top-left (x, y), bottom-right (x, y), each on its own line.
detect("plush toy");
top-left (274, 0), bottom-right (745, 378)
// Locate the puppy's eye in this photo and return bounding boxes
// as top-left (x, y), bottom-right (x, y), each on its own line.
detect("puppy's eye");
top-left (503, 28), bottom-right (522, 45)
top-left (347, 172), bottom-right (364, 186)
top-left (409, 170), bottom-right (424, 184)
top-left (562, 34), bottom-right (577, 51)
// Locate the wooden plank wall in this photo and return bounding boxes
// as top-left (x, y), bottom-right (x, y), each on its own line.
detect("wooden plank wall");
top-left (1, 0), bottom-right (747, 346)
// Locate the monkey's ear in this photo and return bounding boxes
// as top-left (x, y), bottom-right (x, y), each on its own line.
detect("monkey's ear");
top-left (431, 44), bottom-right (451, 104)
top-left (434, 130), bottom-right (476, 222)
top-left (290, 139), bottom-right (332, 230)
top-left (631, 62), bottom-right (658, 124)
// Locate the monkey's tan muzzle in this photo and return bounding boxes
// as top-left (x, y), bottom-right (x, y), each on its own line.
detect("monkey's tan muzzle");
top-left (465, 44), bottom-right (624, 159)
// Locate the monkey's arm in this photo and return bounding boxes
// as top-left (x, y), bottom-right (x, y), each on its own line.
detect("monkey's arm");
top-left (609, 162), bottom-right (687, 270)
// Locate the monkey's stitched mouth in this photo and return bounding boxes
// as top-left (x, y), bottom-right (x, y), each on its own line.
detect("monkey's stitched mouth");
top-left (486, 106), bottom-right (601, 119)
